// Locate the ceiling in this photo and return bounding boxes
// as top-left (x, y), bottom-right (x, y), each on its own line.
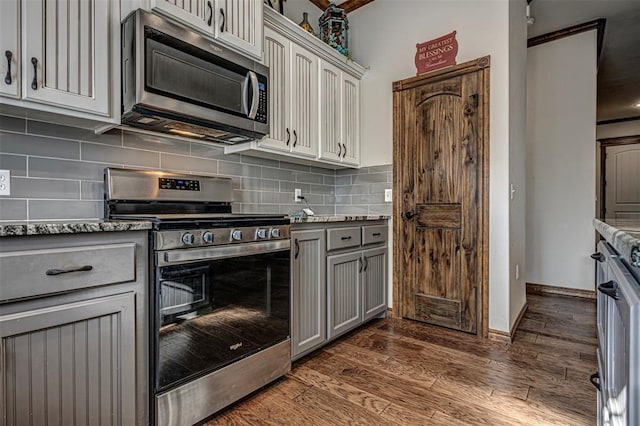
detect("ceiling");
top-left (527, 0), bottom-right (640, 122)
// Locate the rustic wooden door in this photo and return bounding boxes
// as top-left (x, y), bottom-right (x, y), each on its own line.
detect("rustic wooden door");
top-left (393, 57), bottom-right (489, 336)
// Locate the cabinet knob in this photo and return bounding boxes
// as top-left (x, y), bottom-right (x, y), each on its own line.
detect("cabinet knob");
top-left (4, 51), bottom-right (12, 85)
top-left (31, 57), bottom-right (38, 90)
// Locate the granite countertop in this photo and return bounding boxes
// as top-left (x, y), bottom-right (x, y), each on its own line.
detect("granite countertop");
top-left (594, 218), bottom-right (640, 267)
top-left (0, 220), bottom-right (153, 237)
top-left (289, 215), bottom-right (390, 223)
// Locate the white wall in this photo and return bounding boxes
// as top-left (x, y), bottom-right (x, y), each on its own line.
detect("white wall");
top-left (526, 30), bottom-right (598, 291)
top-left (597, 120), bottom-right (640, 139)
top-left (508, 0), bottom-right (528, 329)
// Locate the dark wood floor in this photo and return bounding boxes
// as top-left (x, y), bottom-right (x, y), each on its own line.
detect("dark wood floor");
top-left (205, 292), bottom-right (597, 425)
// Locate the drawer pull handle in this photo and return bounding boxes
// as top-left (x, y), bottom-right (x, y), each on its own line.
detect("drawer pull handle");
top-left (338, 143), bottom-right (342, 157)
top-left (372, 232), bottom-right (381, 236)
top-left (598, 280), bottom-right (619, 300)
top-left (589, 372), bottom-right (601, 392)
top-left (46, 265), bottom-right (93, 276)
top-left (219, 8), bottom-right (225, 32)
top-left (207, 1), bottom-right (213, 26)
top-left (341, 236), bottom-right (352, 240)
top-left (590, 252), bottom-right (605, 262)
top-left (293, 130), bottom-right (298, 147)
top-left (294, 239), bottom-right (300, 259)
top-left (363, 257), bottom-right (368, 271)
top-left (359, 257), bottom-right (363, 273)
top-left (4, 51), bottom-right (12, 85)
top-left (286, 128), bottom-right (290, 145)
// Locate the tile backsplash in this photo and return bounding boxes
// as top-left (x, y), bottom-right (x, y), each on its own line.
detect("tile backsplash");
top-left (0, 115), bottom-right (392, 221)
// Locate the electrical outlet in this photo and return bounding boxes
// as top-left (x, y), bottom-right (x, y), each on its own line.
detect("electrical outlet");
top-left (515, 264), bottom-right (520, 280)
top-left (384, 189), bottom-right (392, 202)
top-left (0, 170), bottom-right (10, 196)
top-left (294, 188), bottom-right (302, 203)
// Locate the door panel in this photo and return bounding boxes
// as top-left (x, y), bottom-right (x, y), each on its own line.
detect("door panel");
top-left (341, 73), bottom-right (360, 165)
top-left (363, 247), bottom-right (387, 321)
top-left (319, 61), bottom-right (342, 162)
top-left (395, 65), bottom-right (484, 334)
top-left (215, 0), bottom-right (262, 59)
top-left (152, 0), bottom-right (211, 35)
top-left (327, 251), bottom-right (361, 339)
top-left (605, 143), bottom-right (640, 220)
top-left (0, 0), bottom-right (20, 98)
top-left (260, 28), bottom-right (290, 152)
top-left (290, 44), bottom-right (318, 158)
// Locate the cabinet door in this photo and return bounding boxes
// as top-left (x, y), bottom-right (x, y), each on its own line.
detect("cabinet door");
top-left (363, 247), bottom-right (388, 321)
top-left (151, 0), bottom-right (212, 34)
top-left (327, 251), bottom-right (362, 339)
top-left (319, 61), bottom-right (342, 162)
top-left (290, 43), bottom-right (318, 158)
top-left (215, 0), bottom-right (263, 59)
top-left (291, 230), bottom-right (326, 358)
top-left (0, 293), bottom-right (136, 425)
top-left (0, 0), bottom-right (20, 98)
top-left (259, 27), bottom-right (291, 153)
top-left (341, 73), bottom-right (360, 165)
top-left (23, 0), bottom-right (110, 115)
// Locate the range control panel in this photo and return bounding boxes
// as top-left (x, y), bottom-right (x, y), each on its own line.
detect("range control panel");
top-left (156, 225), bottom-right (291, 250)
top-left (159, 178), bottom-right (201, 191)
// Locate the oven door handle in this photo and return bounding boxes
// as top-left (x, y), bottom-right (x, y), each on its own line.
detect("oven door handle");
top-left (159, 240), bottom-right (290, 265)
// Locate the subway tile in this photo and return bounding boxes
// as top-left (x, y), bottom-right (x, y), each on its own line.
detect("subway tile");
top-left (261, 192), bottom-right (292, 204)
top-left (295, 172), bottom-right (324, 184)
top-left (324, 195), bottom-right (336, 205)
top-left (0, 154), bottom-right (27, 176)
top-left (336, 205), bottom-right (369, 215)
top-left (28, 120), bottom-right (123, 146)
top-left (0, 132), bottom-right (80, 159)
top-left (387, 172), bottom-right (393, 183)
top-left (81, 181), bottom-right (104, 200)
top-left (242, 177), bottom-right (279, 191)
top-left (240, 155), bottom-right (280, 168)
top-left (0, 115), bottom-right (26, 133)
top-left (352, 193), bottom-right (384, 205)
top-left (335, 195), bottom-right (352, 205)
top-left (351, 172), bottom-right (388, 184)
top-left (189, 142), bottom-right (232, 160)
top-left (369, 182), bottom-right (392, 194)
top-left (323, 175), bottom-right (336, 186)
top-left (233, 190), bottom-right (261, 204)
top-left (11, 177), bottom-right (79, 199)
top-left (368, 204), bottom-right (392, 215)
top-left (309, 184), bottom-right (334, 195)
top-left (0, 199), bottom-right (27, 221)
top-left (262, 167), bottom-right (294, 181)
top-left (279, 161), bottom-right (309, 172)
top-left (336, 184), bottom-right (368, 196)
top-left (367, 164), bottom-right (393, 174)
top-left (280, 181), bottom-right (309, 193)
top-left (219, 161), bottom-right (261, 178)
top-left (29, 200), bottom-right (102, 220)
top-left (123, 132), bottom-right (191, 155)
top-left (238, 203), bottom-right (280, 214)
top-left (312, 205), bottom-right (335, 215)
top-left (279, 204), bottom-right (300, 214)
top-left (303, 193), bottom-right (324, 205)
top-left (29, 157), bottom-right (112, 181)
top-left (309, 166), bottom-right (333, 175)
top-left (335, 175), bottom-right (351, 185)
top-left (335, 169), bottom-right (354, 176)
top-left (82, 143), bottom-right (159, 168)
top-left (160, 154), bottom-right (217, 174)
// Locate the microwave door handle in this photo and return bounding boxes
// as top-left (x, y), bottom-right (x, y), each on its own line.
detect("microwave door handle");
top-left (247, 71), bottom-right (260, 120)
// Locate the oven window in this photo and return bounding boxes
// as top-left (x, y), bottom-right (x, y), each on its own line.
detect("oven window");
top-left (156, 249), bottom-right (290, 392)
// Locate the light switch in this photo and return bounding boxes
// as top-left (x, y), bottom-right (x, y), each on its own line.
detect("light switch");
top-left (0, 170), bottom-right (10, 196)
top-left (384, 189), bottom-right (392, 202)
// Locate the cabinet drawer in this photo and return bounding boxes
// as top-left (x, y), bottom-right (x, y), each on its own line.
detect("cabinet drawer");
top-left (362, 225), bottom-right (388, 245)
top-left (327, 227), bottom-right (361, 251)
top-left (0, 243), bottom-right (136, 301)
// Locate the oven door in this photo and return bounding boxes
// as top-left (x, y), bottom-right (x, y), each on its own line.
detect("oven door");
top-left (153, 240), bottom-right (290, 393)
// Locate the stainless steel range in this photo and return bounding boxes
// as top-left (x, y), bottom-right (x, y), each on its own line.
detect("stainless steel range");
top-left (105, 168), bottom-right (291, 426)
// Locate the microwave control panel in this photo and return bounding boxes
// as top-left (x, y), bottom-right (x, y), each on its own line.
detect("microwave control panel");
top-left (255, 75), bottom-right (268, 124)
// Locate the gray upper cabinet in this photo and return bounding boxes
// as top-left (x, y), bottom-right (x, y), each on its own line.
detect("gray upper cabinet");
top-left (291, 229), bottom-right (326, 358)
top-left (363, 247), bottom-right (387, 321)
top-left (1, 293), bottom-right (137, 426)
top-left (0, 0), bottom-right (20, 98)
top-left (327, 251), bottom-right (362, 339)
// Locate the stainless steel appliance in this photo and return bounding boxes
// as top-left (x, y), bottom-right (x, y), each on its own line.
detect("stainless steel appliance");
top-left (121, 10), bottom-right (269, 144)
top-left (105, 168), bottom-right (290, 426)
top-left (593, 242), bottom-right (640, 426)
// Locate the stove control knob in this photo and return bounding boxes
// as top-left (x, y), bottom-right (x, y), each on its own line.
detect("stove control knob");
top-left (231, 230), bottom-right (243, 241)
top-left (257, 229), bottom-right (267, 239)
top-left (182, 233), bottom-right (196, 245)
top-left (202, 232), bottom-right (214, 244)
top-left (271, 228), bottom-right (281, 238)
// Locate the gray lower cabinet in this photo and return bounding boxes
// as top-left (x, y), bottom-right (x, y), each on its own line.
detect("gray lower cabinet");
top-left (327, 251), bottom-right (362, 339)
top-left (0, 292), bottom-right (136, 426)
top-left (291, 229), bottom-right (326, 358)
top-left (362, 247), bottom-right (388, 321)
top-left (0, 231), bottom-right (148, 426)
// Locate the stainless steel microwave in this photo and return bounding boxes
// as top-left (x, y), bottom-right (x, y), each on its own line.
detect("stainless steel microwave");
top-left (121, 10), bottom-right (269, 144)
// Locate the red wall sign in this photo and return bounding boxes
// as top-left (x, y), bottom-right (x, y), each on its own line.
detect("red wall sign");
top-left (415, 31), bottom-right (458, 75)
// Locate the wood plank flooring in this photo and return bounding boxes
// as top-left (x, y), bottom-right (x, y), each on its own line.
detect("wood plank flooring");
top-left (205, 292), bottom-right (597, 425)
